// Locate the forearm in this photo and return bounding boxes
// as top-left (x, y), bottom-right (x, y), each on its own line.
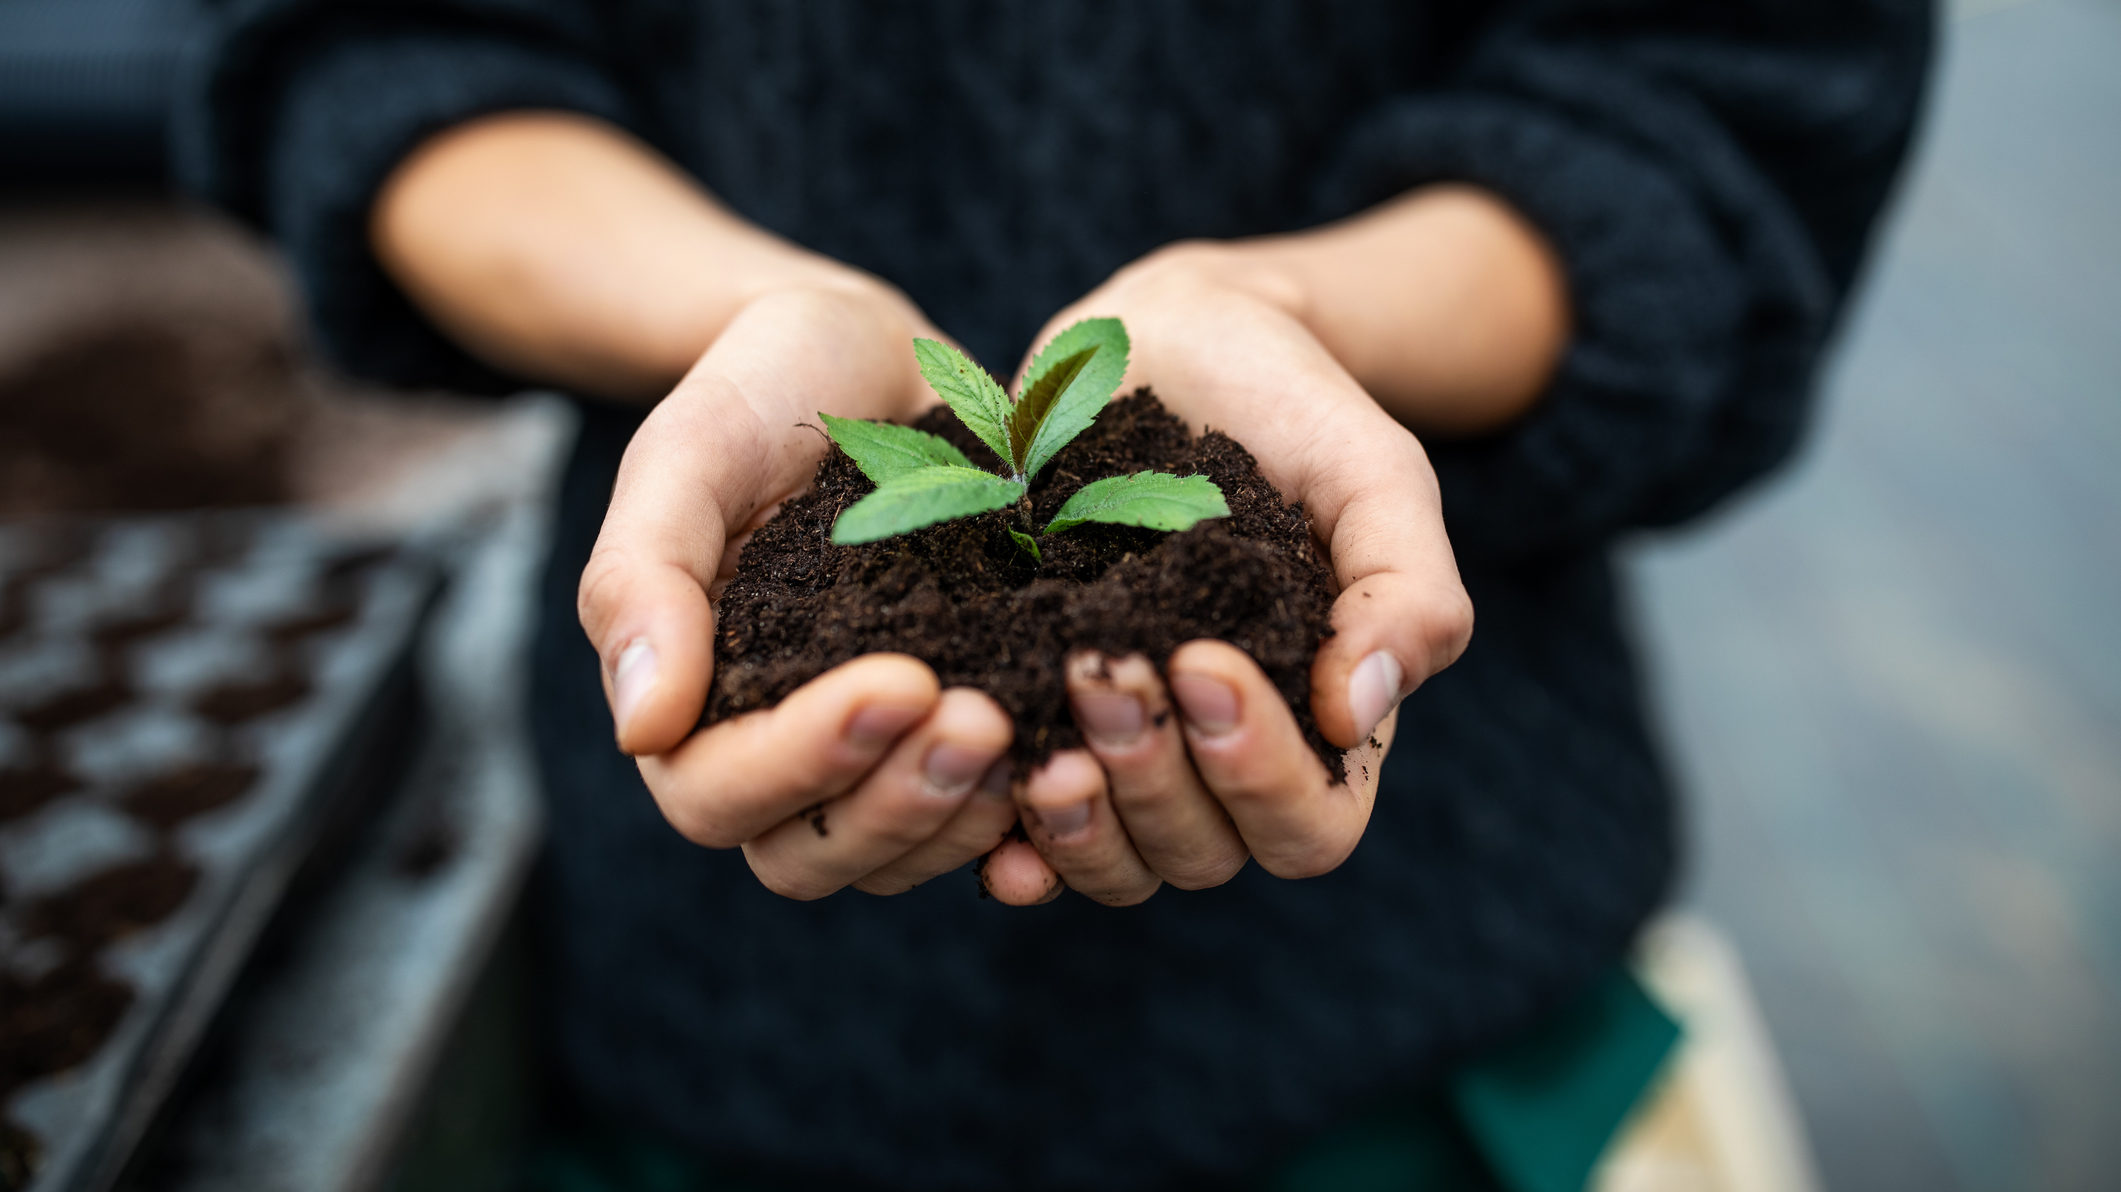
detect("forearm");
top-left (370, 110), bottom-right (887, 401)
top-left (1171, 186), bottom-right (1570, 437)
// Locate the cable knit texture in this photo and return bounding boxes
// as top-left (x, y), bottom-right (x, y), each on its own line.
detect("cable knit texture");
top-left (181, 2), bottom-right (1929, 1187)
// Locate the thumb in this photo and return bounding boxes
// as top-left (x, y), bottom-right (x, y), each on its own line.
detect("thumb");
top-left (580, 286), bottom-right (935, 756)
top-left (1302, 430), bottom-right (1474, 751)
top-left (580, 379), bottom-right (792, 755)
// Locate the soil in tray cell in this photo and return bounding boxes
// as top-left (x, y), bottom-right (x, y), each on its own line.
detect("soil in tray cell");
top-left (707, 392), bottom-right (1342, 776)
top-left (0, 961), bottom-right (135, 1100)
top-left (13, 672), bottom-right (134, 736)
top-left (190, 671), bottom-right (313, 725)
top-left (262, 599), bottom-right (359, 645)
top-left (119, 760), bottom-right (260, 831)
top-left (181, 518), bottom-right (257, 571)
top-left (0, 587), bottom-right (25, 643)
top-left (321, 543), bottom-right (396, 584)
top-left (90, 593), bottom-right (195, 653)
top-left (0, 761), bottom-right (80, 825)
top-left (19, 852), bottom-right (201, 950)
top-left (3, 529), bottom-right (95, 588)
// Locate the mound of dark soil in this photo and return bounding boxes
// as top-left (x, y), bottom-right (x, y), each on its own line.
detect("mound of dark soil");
top-left (706, 391), bottom-right (1342, 778)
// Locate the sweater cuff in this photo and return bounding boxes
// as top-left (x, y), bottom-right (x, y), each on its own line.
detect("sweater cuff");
top-left (186, 28), bottom-right (634, 393)
top-left (1317, 94), bottom-right (1780, 561)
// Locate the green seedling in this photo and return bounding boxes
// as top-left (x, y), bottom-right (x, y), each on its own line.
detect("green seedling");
top-left (822, 317), bottom-right (1227, 561)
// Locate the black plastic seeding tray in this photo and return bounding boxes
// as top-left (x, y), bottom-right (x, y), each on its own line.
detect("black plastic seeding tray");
top-left (0, 513), bottom-right (434, 1192)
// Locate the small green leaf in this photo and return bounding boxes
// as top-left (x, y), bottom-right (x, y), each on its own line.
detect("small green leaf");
top-left (831, 465), bottom-right (1025, 545)
top-left (1006, 345), bottom-right (1097, 474)
top-left (1008, 528), bottom-right (1042, 563)
top-left (1044, 471), bottom-right (1229, 535)
top-left (912, 339), bottom-right (1013, 470)
top-left (1013, 317), bottom-right (1129, 481)
top-left (819, 413), bottom-right (973, 483)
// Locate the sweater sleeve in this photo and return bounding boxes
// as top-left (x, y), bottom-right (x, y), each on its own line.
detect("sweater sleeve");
top-left (177, 0), bottom-right (636, 394)
top-left (1315, 0), bottom-right (1932, 562)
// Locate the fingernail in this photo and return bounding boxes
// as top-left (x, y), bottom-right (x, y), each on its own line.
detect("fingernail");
top-left (611, 640), bottom-right (657, 739)
top-left (1075, 691), bottom-right (1145, 747)
top-left (1170, 672), bottom-right (1240, 737)
top-left (1035, 801), bottom-right (1092, 840)
top-left (922, 742), bottom-right (994, 798)
top-left (1347, 650), bottom-right (1405, 740)
top-left (846, 702), bottom-right (924, 747)
top-left (979, 759), bottom-right (1014, 799)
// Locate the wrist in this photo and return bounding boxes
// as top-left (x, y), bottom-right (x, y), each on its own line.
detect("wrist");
top-left (649, 256), bottom-right (919, 384)
top-left (1286, 187), bottom-right (1571, 435)
top-left (373, 110), bottom-right (927, 404)
top-left (1097, 240), bottom-right (1316, 324)
top-left (691, 277), bottom-right (936, 426)
top-left (1185, 187), bottom-right (1570, 437)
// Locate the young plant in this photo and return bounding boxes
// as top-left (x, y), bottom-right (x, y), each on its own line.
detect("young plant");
top-left (821, 317), bottom-right (1227, 560)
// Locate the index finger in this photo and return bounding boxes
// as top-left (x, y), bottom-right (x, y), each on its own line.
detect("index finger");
top-left (638, 653), bottom-right (941, 848)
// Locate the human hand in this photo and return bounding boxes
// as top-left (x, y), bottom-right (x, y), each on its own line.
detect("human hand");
top-left (980, 246), bottom-right (1475, 906)
top-left (579, 283), bottom-right (1026, 899)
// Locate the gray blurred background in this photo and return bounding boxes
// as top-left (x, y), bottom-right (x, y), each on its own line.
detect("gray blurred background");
top-left (1629, 0), bottom-right (2121, 1188)
top-left (1, 0), bottom-right (2115, 1188)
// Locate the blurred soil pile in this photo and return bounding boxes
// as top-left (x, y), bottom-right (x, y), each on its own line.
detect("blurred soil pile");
top-left (0, 202), bottom-right (504, 520)
top-left (0, 204), bottom-right (300, 512)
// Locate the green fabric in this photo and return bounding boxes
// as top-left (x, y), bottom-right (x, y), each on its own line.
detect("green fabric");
top-left (527, 970), bottom-right (1678, 1192)
top-left (1268, 968), bottom-right (1679, 1192)
top-left (1449, 969), bottom-right (1681, 1192)
top-left (523, 1129), bottom-right (750, 1192)
top-left (1261, 1095), bottom-right (1500, 1192)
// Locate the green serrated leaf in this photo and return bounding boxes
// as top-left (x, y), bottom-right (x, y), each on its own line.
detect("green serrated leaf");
top-left (819, 412), bottom-right (973, 483)
top-left (831, 465), bottom-right (1025, 545)
top-left (1013, 317), bottom-right (1129, 480)
top-left (1008, 528), bottom-right (1042, 563)
top-left (1044, 470), bottom-right (1229, 535)
top-left (1006, 345), bottom-right (1097, 474)
top-left (912, 339), bottom-right (1013, 470)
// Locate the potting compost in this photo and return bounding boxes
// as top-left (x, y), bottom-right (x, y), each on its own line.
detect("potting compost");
top-left (708, 393), bottom-right (1343, 775)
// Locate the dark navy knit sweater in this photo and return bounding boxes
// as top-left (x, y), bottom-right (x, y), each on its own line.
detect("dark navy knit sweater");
top-left (182, 3), bottom-right (1929, 1187)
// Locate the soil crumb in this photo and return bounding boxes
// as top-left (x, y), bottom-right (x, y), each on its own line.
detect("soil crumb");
top-left (0, 762), bottom-right (78, 825)
top-left (120, 761), bottom-right (260, 831)
top-left (91, 594), bottom-right (193, 651)
top-left (263, 600), bottom-right (359, 644)
top-left (15, 673), bottom-right (132, 735)
top-left (706, 392), bottom-right (1341, 778)
top-left (190, 671), bottom-right (312, 725)
top-left (20, 853), bottom-right (200, 949)
top-left (393, 800), bottom-right (459, 880)
top-left (0, 962), bottom-right (135, 1100)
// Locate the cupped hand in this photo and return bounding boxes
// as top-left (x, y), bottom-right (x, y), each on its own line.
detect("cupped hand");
top-left (980, 247), bottom-right (1475, 906)
top-left (579, 282), bottom-right (1024, 899)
